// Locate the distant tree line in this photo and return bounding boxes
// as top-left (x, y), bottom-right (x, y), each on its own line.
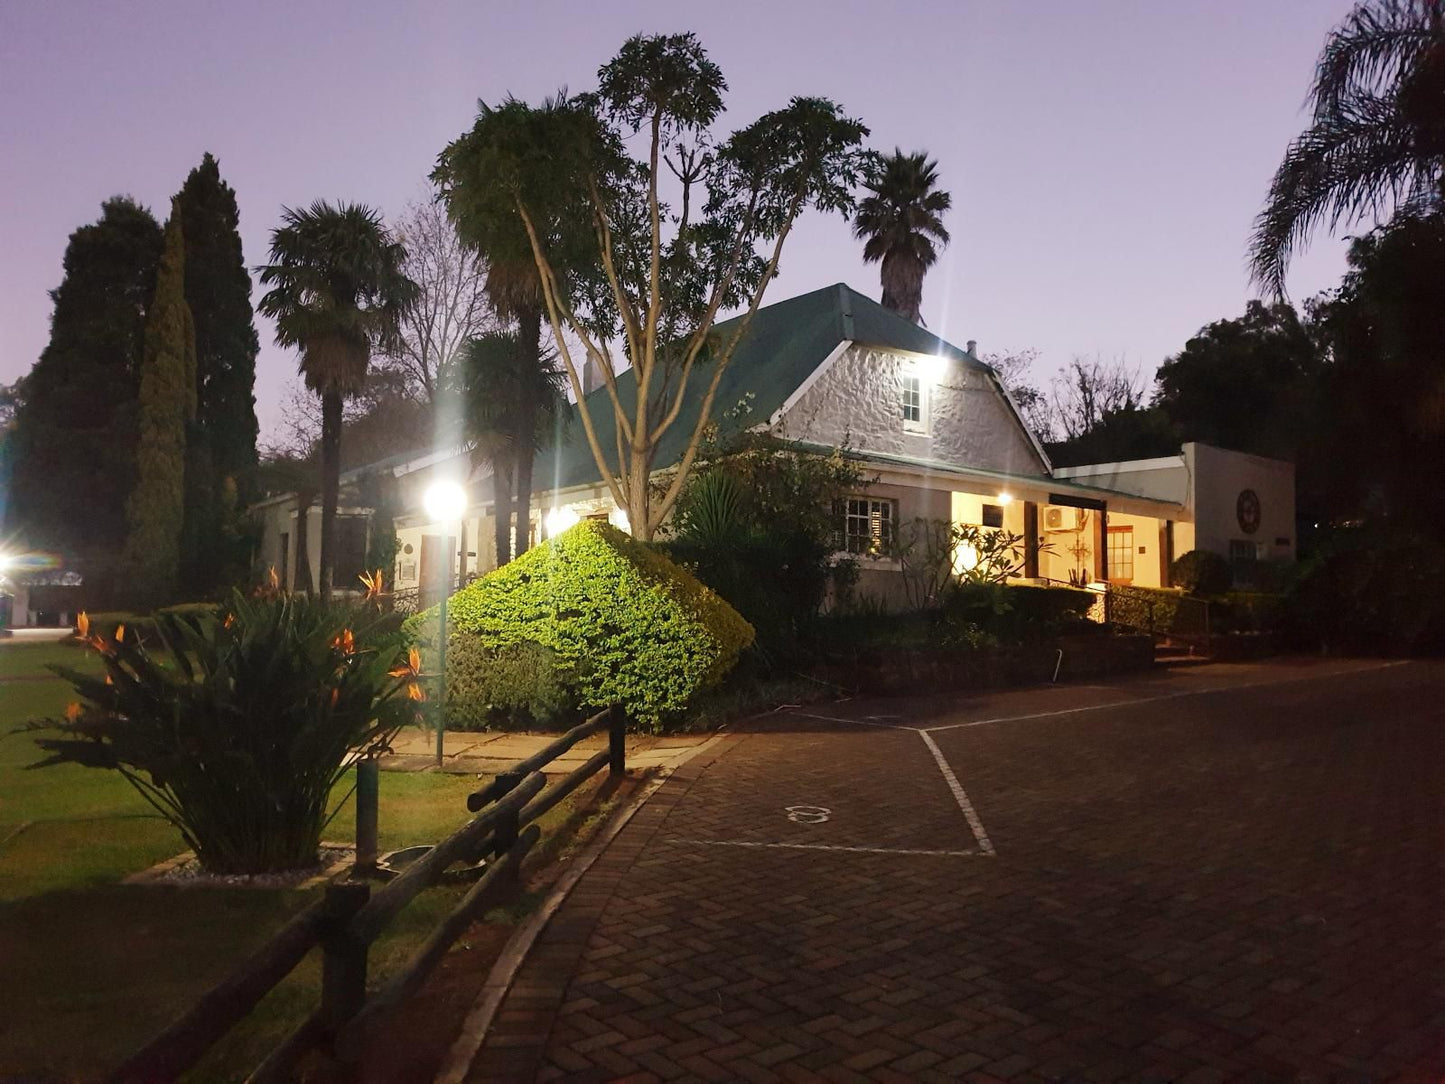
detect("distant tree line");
top-left (5, 155), bottom-right (259, 607)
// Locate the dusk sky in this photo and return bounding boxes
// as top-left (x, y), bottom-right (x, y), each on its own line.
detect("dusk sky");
top-left (1, 1), bottom-right (1361, 444)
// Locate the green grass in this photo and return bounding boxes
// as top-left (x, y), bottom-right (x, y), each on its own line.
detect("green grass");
top-left (0, 652), bottom-right (609, 1081)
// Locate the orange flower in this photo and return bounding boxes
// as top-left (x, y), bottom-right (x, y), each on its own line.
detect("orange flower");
top-left (76, 612), bottom-right (90, 638)
top-left (268, 566), bottom-right (280, 591)
top-left (407, 681), bottom-right (426, 702)
top-left (114, 624), bottom-right (126, 644)
top-left (389, 646), bottom-right (423, 680)
top-left (223, 613), bottom-right (235, 629)
top-left (331, 628), bottom-right (355, 655)
top-left (64, 702), bottom-right (82, 722)
top-left (359, 569), bottom-right (385, 600)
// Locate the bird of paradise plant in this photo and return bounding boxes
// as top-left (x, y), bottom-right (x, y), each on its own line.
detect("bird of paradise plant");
top-left (21, 581), bottom-right (425, 875)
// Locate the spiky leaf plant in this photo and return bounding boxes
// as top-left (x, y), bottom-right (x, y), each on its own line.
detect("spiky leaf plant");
top-left (21, 583), bottom-right (425, 875)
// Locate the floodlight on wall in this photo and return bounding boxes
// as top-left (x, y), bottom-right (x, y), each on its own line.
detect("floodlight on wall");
top-left (996, 492), bottom-right (1013, 506)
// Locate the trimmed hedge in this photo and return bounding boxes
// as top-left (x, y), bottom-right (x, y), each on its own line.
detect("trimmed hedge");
top-left (1169, 550), bottom-right (1232, 595)
top-left (412, 521), bottom-right (754, 729)
top-left (445, 639), bottom-right (578, 731)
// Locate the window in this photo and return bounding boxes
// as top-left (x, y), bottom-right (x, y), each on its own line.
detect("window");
top-left (1107, 526), bottom-right (1135, 584)
top-left (835, 498), bottom-right (896, 556)
top-left (333, 517), bottom-right (370, 590)
top-left (900, 368), bottom-right (925, 432)
top-left (1229, 539), bottom-right (1262, 587)
top-left (982, 504), bottom-right (1004, 529)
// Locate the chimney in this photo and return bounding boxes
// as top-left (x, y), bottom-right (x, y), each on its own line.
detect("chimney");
top-left (965, 339), bottom-right (977, 358)
top-left (582, 356), bottom-right (601, 396)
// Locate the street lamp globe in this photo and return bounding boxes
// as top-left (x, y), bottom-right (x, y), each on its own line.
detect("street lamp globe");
top-left (424, 480), bottom-right (468, 523)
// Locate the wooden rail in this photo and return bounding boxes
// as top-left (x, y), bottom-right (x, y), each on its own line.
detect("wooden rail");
top-left (109, 705), bottom-right (628, 1083)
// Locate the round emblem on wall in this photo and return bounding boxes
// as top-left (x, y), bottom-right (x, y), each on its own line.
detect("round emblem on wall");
top-left (1236, 489), bottom-right (1261, 534)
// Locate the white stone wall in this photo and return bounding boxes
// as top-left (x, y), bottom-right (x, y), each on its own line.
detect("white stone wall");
top-left (774, 345), bottom-right (1046, 476)
top-left (1186, 443), bottom-right (1295, 564)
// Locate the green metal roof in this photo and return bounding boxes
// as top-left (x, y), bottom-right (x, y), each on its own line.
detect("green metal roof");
top-left (530, 282), bottom-right (990, 495)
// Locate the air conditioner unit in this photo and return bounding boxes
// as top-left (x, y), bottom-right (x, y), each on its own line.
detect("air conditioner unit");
top-left (1044, 506), bottom-right (1082, 532)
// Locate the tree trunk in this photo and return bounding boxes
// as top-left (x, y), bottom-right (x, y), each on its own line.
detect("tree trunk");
top-left (318, 391), bottom-right (343, 603)
top-left (513, 306), bottom-right (543, 558)
top-left (628, 448), bottom-right (653, 540)
top-left (294, 492), bottom-right (315, 595)
top-left (492, 454), bottom-right (513, 570)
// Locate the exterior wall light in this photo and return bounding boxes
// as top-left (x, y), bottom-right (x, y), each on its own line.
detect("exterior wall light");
top-left (996, 492), bottom-right (1014, 506)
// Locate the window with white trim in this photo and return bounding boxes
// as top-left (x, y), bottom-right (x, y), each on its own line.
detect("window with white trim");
top-left (900, 367), bottom-right (926, 432)
top-left (1107, 526), bottom-right (1135, 584)
top-left (834, 497), bottom-right (896, 556)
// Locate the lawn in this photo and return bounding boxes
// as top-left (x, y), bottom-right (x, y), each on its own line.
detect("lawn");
top-left (0, 639), bottom-right (588, 1081)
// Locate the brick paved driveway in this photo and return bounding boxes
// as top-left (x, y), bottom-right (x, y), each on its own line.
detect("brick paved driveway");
top-left (466, 659), bottom-right (1445, 1082)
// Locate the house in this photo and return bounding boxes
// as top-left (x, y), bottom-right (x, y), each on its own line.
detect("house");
top-left (252, 283), bottom-right (1295, 606)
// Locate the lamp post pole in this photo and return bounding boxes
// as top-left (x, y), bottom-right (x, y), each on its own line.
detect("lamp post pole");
top-left (423, 480), bottom-right (468, 771)
top-left (435, 538), bottom-right (449, 768)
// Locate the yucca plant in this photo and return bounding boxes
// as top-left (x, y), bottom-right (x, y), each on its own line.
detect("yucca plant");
top-left (22, 580), bottom-right (425, 875)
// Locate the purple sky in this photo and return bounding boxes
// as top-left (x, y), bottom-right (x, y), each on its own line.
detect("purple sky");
top-left (1, 0), bottom-right (1360, 444)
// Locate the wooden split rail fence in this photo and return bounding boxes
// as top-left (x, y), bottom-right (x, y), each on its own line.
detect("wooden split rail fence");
top-left (107, 706), bottom-right (628, 1084)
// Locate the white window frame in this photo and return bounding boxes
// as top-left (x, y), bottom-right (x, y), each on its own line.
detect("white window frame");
top-left (899, 364), bottom-right (928, 434)
top-left (837, 497), bottom-right (897, 558)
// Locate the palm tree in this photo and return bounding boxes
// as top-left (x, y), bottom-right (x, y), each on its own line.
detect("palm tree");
top-left (482, 258), bottom-right (550, 562)
top-left (1250, 0), bottom-right (1445, 296)
top-left (852, 150), bottom-right (952, 324)
top-left (455, 330), bottom-right (567, 569)
top-left (257, 202), bottom-right (417, 601)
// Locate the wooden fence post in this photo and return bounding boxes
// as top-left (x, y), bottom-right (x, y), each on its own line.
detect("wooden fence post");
top-left (319, 882), bottom-right (371, 1042)
top-left (609, 706), bottom-right (626, 777)
top-left (355, 757), bottom-right (379, 875)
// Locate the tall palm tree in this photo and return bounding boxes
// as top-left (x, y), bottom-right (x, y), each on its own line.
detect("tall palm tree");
top-left (1250, 0), bottom-right (1445, 296)
top-left (257, 202), bottom-right (417, 601)
top-left (482, 258), bottom-right (550, 562)
top-left (455, 330), bottom-right (567, 570)
top-left (852, 150), bottom-right (952, 324)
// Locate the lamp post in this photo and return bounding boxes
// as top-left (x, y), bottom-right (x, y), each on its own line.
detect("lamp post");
top-left (423, 480), bottom-right (468, 767)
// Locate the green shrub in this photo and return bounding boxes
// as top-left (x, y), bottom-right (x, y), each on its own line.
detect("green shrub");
top-left (445, 639), bottom-right (578, 731)
top-left (665, 438), bottom-right (865, 659)
top-left (413, 521), bottom-right (754, 729)
top-left (24, 588), bottom-right (422, 874)
top-left (1106, 584), bottom-right (1183, 633)
top-left (1282, 535), bottom-right (1445, 655)
top-left (1170, 549), bottom-right (1233, 595)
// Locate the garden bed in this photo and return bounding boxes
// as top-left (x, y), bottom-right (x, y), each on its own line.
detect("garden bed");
top-left (805, 632), bottom-right (1156, 696)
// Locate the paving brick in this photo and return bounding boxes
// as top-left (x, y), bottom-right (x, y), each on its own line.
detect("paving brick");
top-left (462, 660), bottom-right (1445, 1082)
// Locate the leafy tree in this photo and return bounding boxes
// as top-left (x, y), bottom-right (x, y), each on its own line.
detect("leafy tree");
top-left (379, 197), bottom-right (491, 403)
top-left (1155, 300), bottom-right (1324, 459)
top-left (118, 204), bottom-right (196, 607)
top-left (1313, 211), bottom-right (1445, 529)
top-left (455, 331), bottom-right (567, 568)
top-left (852, 150), bottom-right (952, 324)
top-left (6, 198), bottom-right (163, 598)
top-left (1250, 0), bottom-right (1445, 295)
top-left (174, 154), bottom-right (260, 595)
top-left (433, 32), bottom-right (869, 540)
top-left (1045, 355), bottom-right (1177, 467)
top-left (257, 202), bottom-right (418, 601)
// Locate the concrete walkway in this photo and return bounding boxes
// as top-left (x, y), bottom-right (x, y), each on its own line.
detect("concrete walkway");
top-left (458, 658), bottom-right (1445, 1082)
top-left (382, 728), bottom-right (710, 778)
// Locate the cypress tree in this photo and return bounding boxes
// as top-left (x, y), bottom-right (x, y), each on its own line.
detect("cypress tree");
top-left (174, 154), bottom-right (259, 593)
top-left (118, 202), bottom-right (196, 606)
top-left (6, 198), bottom-right (163, 597)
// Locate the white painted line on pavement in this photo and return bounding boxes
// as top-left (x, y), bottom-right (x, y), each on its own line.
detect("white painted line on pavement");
top-left (918, 731), bottom-right (996, 856)
top-left (921, 661), bottom-right (1410, 734)
top-left (786, 710), bottom-right (916, 730)
top-left (666, 838), bottom-right (979, 858)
